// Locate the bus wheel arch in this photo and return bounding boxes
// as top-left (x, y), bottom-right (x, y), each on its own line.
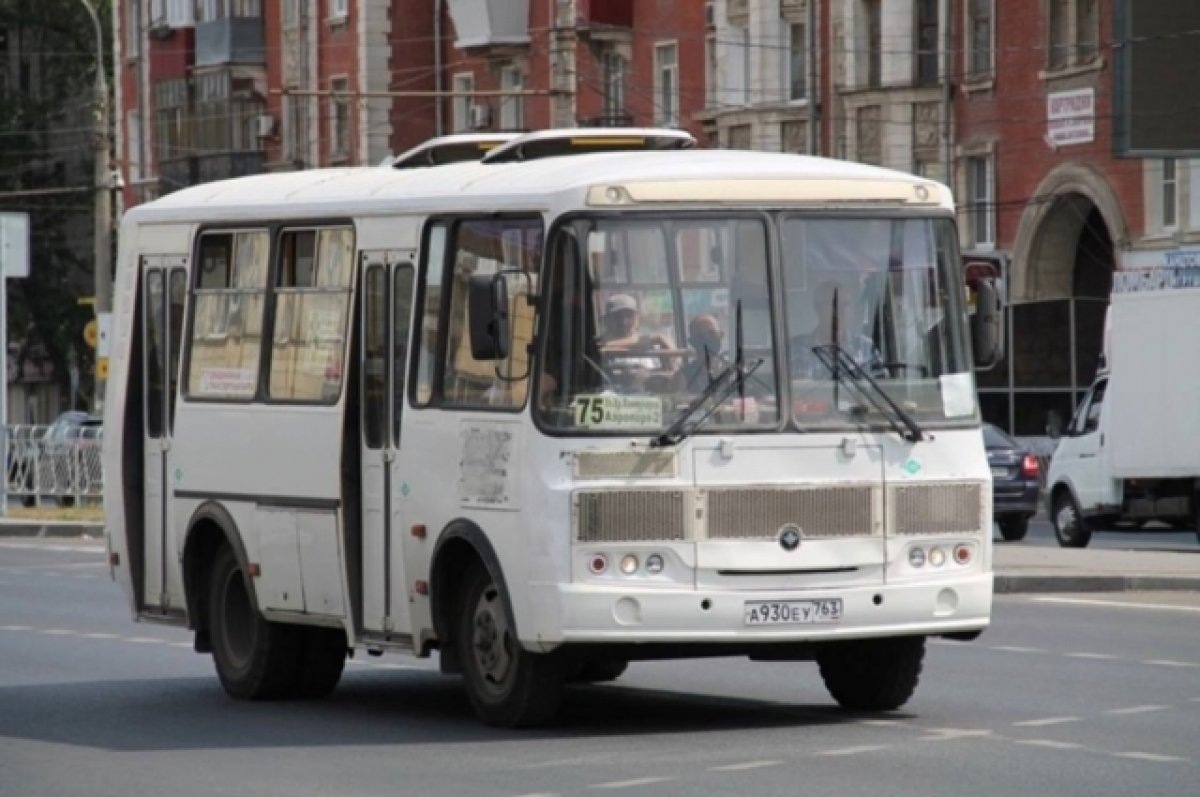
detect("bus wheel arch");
top-left (429, 521), bottom-right (516, 674)
top-left (181, 501), bottom-right (256, 654)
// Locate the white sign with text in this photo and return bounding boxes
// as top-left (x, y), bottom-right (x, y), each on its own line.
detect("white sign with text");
top-left (1047, 88), bottom-right (1095, 147)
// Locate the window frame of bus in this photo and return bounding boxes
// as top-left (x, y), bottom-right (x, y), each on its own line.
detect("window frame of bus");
top-left (181, 220), bottom-right (356, 405)
top-left (265, 224), bottom-right (356, 405)
top-left (181, 226), bottom-right (272, 403)
top-left (531, 209), bottom-right (784, 438)
top-left (409, 214), bottom-right (544, 412)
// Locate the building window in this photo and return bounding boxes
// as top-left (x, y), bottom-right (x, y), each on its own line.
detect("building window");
top-left (499, 66), bottom-right (524, 130)
top-left (603, 52), bottom-right (626, 121)
top-left (726, 124), bottom-right (751, 149)
top-left (282, 0), bottom-right (301, 28)
top-left (1048, 0), bottom-right (1098, 71)
top-left (330, 77), bottom-right (349, 160)
top-left (330, 0), bottom-right (348, 20)
top-left (154, 79), bottom-right (188, 164)
top-left (1162, 158), bottom-right (1178, 230)
top-left (451, 73), bottom-right (473, 133)
top-left (126, 0), bottom-right (140, 56)
top-left (856, 105), bottom-right (881, 165)
top-left (865, 0), bottom-right (881, 88)
top-left (967, 0), bottom-right (993, 78)
top-left (915, 0), bottom-right (938, 86)
top-left (789, 23), bottom-right (807, 101)
top-left (655, 42), bottom-right (679, 126)
top-left (192, 70), bottom-right (265, 153)
top-left (967, 155), bottom-right (995, 247)
top-left (197, 0), bottom-right (262, 22)
top-left (781, 120), bottom-right (808, 154)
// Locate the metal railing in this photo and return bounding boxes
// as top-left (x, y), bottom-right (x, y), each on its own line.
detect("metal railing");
top-left (5, 425), bottom-right (104, 506)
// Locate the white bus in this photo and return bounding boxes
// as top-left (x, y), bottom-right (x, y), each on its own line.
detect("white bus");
top-left (104, 129), bottom-right (1003, 727)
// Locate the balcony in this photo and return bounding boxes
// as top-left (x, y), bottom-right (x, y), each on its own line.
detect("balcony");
top-left (159, 151), bottom-right (266, 192)
top-left (195, 17), bottom-right (265, 67)
top-left (445, 0), bottom-right (530, 48)
top-left (577, 0), bottom-right (632, 29)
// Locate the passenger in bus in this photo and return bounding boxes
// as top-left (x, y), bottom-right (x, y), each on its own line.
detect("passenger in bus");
top-left (672, 313), bottom-right (724, 392)
top-left (599, 294), bottom-right (676, 389)
top-left (790, 280), bottom-right (883, 379)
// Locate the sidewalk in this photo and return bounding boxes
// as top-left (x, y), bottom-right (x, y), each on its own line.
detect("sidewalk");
top-left (1, 517), bottom-right (1196, 594)
top-left (994, 544), bottom-right (1200, 593)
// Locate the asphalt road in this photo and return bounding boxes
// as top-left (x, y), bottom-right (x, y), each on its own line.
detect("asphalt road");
top-left (1, 539), bottom-right (1197, 797)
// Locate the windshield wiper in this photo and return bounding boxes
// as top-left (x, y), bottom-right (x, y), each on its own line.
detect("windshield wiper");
top-left (811, 344), bottom-right (926, 442)
top-left (653, 299), bottom-right (763, 447)
top-left (651, 357), bottom-right (763, 447)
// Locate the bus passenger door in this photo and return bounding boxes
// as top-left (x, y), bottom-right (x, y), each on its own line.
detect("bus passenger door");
top-left (360, 258), bottom-right (417, 636)
top-left (142, 261), bottom-right (187, 611)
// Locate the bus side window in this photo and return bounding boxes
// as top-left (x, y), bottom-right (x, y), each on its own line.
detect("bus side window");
top-left (269, 227), bottom-right (355, 403)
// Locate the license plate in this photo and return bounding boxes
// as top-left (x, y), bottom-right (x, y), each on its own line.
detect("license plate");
top-left (744, 599), bottom-right (843, 626)
top-left (990, 466), bottom-right (1008, 478)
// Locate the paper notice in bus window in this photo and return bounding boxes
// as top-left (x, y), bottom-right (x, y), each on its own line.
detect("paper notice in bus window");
top-left (199, 367), bottom-right (257, 396)
top-left (573, 395), bottom-right (663, 429)
top-left (939, 372), bottom-right (975, 418)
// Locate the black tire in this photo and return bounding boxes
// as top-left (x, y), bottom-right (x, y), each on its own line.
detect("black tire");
top-left (208, 546), bottom-right (302, 700)
top-left (573, 659), bottom-right (629, 683)
top-left (997, 516), bottom-right (1029, 542)
top-left (1051, 490), bottom-right (1092, 548)
top-left (455, 566), bottom-right (564, 727)
top-left (816, 636), bottom-right (925, 711)
top-left (294, 626), bottom-right (347, 699)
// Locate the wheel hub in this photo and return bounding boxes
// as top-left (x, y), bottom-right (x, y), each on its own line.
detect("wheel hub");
top-left (471, 588), bottom-right (512, 688)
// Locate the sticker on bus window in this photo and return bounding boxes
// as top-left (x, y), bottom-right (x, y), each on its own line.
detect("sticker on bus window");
top-left (573, 394), bottom-right (663, 429)
top-left (198, 367), bottom-right (257, 396)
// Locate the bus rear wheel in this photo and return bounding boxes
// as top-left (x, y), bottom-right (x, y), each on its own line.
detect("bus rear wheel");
top-left (208, 546), bottom-right (301, 700)
top-left (293, 626), bottom-right (347, 699)
top-left (455, 566), bottom-right (564, 727)
top-left (816, 636), bottom-right (925, 711)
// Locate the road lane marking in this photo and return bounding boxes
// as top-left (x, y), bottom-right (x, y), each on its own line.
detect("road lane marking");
top-left (80, 632), bottom-right (119, 639)
top-left (1105, 705), bottom-right (1169, 715)
top-left (1143, 659), bottom-right (1197, 668)
top-left (709, 760), bottom-right (783, 771)
top-left (1113, 752), bottom-right (1188, 764)
top-left (856, 719), bottom-right (907, 727)
top-left (1032, 596), bottom-right (1200, 614)
top-left (919, 728), bottom-right (994, 741)
top-left (1016, 740), bottom-right (1086, 750)
top-left (1065, 652), bottom-right (1119, 660)
top-left (0, 625), bottom-right (33, 632)
top-left (816, 745), bottom-right (890, 756)
top-left (127, 636), bottom-right (166, 645)
top-left (1012, 716), bottom-right (1080, 727)
top-left (990, 646), bottom-right (1043, 654)
top-left (39, 628), bottom-right (74, 635)
top-left (589, 777), bottom-right (675, 790)
top-left (0, 542), bottom-right (105, 553)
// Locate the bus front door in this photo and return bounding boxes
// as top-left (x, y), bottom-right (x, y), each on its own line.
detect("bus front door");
top-left (360, 258), bottom-right (417, 637)
top-left (142, 260), bottom-right (187, 611)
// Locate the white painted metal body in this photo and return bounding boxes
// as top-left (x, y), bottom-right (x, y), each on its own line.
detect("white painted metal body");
top-left (103, 148), bottom-right (992, 655)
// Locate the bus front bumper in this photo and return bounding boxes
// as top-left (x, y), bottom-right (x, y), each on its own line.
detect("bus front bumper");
top-left (544, 574), bottom-right (992, 645)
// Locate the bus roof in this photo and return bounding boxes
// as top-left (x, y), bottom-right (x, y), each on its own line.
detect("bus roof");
top-left (128, 149), bottom-right (954, 224)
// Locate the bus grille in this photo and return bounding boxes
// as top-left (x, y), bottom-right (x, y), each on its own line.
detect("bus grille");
top-left (575, 490), bottom-right (689, 542)
top-left (706, 486), bottom-right (877, 540)
top-left (890, 483), bottom-right (983, 535)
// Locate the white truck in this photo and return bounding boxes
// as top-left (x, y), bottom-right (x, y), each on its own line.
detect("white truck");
top-left (1046, 273), bottom-right (1200, 547)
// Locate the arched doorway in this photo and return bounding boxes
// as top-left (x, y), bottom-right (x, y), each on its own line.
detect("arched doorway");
top-left (977, 168), bottom-right (1123, 437)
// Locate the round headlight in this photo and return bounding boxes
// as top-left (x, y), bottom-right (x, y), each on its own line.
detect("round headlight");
top-left (644, 554), bottom-right (665, 574)
top-left (929, 547), bottom-right (946, 567)
top-left (619, 554), bottom-right (639, 575)
top-left (908, 547), bottom-right (926, 568)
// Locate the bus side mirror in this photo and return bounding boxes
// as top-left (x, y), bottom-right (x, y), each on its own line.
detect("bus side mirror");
top-left (968, 274), bottom-right (1003, 370)
top-left (468, 273), bottom-right (509, 360)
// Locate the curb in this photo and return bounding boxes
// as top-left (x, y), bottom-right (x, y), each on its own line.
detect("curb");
top-left (995, 574), bottom-right (1200, 594)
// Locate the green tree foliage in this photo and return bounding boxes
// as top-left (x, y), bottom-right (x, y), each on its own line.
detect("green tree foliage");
top-left (0, 0), bottom-right (111, 412)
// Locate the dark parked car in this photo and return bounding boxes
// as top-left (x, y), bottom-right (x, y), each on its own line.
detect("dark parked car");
top-left (985, 423), bottom-right (1041, 541)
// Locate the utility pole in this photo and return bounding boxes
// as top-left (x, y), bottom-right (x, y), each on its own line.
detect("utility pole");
top-left (80, 0), bottom-right (112, 413)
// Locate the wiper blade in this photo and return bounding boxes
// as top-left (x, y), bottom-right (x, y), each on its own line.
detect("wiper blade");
top-left (812, 344), bottom-right (926, 442)
top-left (651, 358), bottom-right (763, 447)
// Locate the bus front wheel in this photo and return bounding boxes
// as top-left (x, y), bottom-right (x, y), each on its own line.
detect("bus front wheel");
top-left (455, 566), bottom-right (564, 727)
top-left (816, 636), bottom-right (925, 711)
top-left (208, 546), bottom-right (301, 700)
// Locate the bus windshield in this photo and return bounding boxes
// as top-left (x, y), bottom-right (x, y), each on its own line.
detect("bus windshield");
top-left (536, 213), bottom-right (975, 436)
